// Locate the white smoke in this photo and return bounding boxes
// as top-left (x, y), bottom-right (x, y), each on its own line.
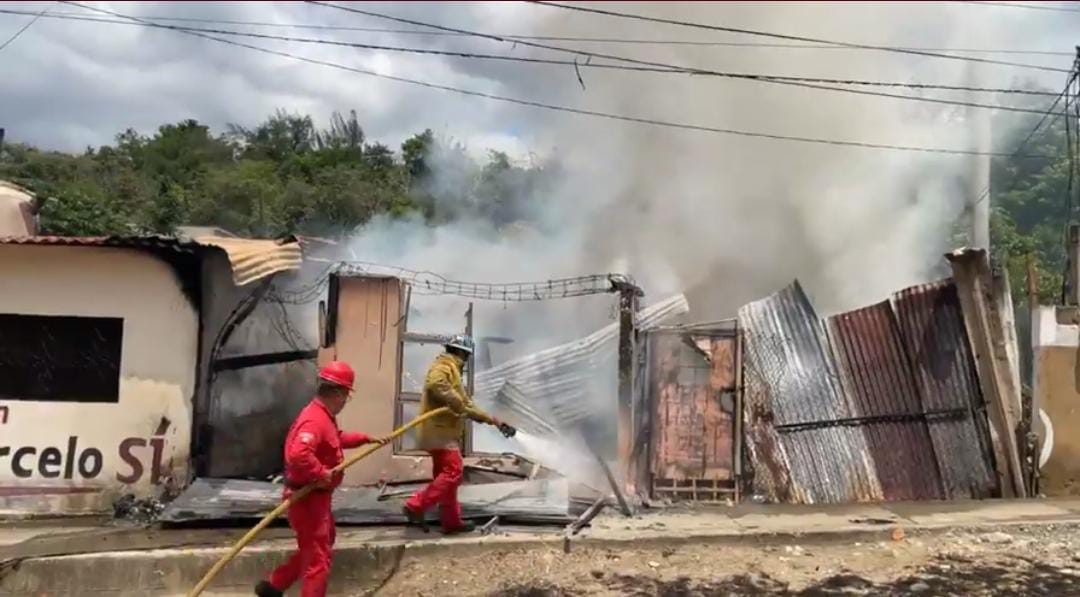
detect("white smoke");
top-left (328, 2), bottom-right (1069, 456)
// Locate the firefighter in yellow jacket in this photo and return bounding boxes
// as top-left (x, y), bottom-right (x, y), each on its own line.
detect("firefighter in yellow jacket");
top-left (403, 335), bottom-right (515, 533)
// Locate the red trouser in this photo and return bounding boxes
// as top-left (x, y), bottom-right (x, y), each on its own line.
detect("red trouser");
top-left (404, 448), bottom-right (464, 530)
top-left (267, 491), bottom-right (335, 597)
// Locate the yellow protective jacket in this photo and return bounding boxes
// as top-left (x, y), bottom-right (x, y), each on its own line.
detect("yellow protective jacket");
top-left (417, 353), bottom-right (496, 449)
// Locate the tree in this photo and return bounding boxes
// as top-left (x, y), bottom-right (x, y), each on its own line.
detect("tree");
top-left (988, 98), bottom-right (1074, 305)
top-left (0, 109), bottom-right (553, 239)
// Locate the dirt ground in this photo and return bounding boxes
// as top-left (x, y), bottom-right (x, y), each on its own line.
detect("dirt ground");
top-left (367, 525), bottom-right (1080, 596)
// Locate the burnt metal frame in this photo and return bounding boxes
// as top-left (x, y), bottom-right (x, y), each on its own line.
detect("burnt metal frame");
top-left (331, 270), bottom-right (646, 477)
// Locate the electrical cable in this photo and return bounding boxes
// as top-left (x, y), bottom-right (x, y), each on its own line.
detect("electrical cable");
top-left (0, 6), bottom-right (1072, 56)
top-left (61, 1), bottom-right (1052, 158)
top-left (973, 75), bottom-right (1077, 207)
top-left (955, 1), bottom-right (1080, 14)
top-left (13, 7), bottom-right (1059, 104)
top-left (525, 1), bottom-right (1071, 74)
top-left (0, 2), bottom-right (51, 53)
top-left (306, 1), bottom-right (1066, 115)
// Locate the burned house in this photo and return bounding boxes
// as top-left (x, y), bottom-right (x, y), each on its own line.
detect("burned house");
top-left (0, 234), bottom-right (303, 516)
top-left (0, 230), bottom-right (1035, 520)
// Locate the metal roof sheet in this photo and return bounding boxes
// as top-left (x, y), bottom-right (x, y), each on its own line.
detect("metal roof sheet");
top-left (891, 281), bottom-right (997, 499)
top-left (827, 301), bottom-right (946, 501)
top-left (739, 278), bottom-right (998, 504)
top-left (0, 234), bottom-right (302, 286)
top-left (738, 281), bottom-right (881, 504)
top-left (473, 294), bottom-right (690, 422)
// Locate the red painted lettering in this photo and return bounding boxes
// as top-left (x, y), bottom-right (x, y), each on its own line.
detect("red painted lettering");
top-left (149, 437), bottom-right (166, 485)
top-left (116, 438), bottom-right (146, 484)
top-left (0, 406), bottom-right (8, 424)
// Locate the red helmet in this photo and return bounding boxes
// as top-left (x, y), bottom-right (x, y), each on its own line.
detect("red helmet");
top-left (318, 361), bottom-right (355, 391)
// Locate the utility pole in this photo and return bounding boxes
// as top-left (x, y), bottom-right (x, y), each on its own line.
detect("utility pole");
top-left (613, 279), bottom-right (643, 493)
top-left (968, 62), bottom-right (992, 250)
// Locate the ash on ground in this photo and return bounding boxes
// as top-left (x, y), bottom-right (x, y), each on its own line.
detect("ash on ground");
top-left (111, 494), bottom-right (165, 524)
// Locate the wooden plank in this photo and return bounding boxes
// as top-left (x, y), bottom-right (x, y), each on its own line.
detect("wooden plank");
top-left (947, 249), bottom-right (1026, 497)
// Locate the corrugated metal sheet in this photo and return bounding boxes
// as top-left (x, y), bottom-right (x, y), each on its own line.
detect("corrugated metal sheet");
top-left (473, 294), bottom-right (689, 422)
top-left (161, 477), bottom-right (575, 525)
top-left (0, 235), bottom-right (302, 286)
top-left (739, 281), bottom-right (882, 504)
top-left (827, 302), bottom-right (945, 501)
top-left (739, 278), bottom-right (998, 504)
top-left (892, 281), bottom-right (997, 499)
top-left (192, 236), bottom-right (302, 286)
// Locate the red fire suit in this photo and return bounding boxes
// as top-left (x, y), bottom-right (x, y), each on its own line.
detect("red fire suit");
top-left (265, 399), bottom-right (373, 597)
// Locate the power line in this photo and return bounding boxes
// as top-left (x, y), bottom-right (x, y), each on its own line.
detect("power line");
top-left (1, 6), bottom-right (1072, 56)
top-left (61, 1), bottom-right (1051, 158)
top-left (23, 8), bottom-right (1062, 112)
top-left (306, 2), bottom-right (1066, 115)
top-left (526, 1), bottom-right (1072, 74)
top-left (0, 3), bottom-right (51, 53)
top-left (973, 74), bottom-right (1076, 206)
top-left (956, 1), bottom-right (1080, 14)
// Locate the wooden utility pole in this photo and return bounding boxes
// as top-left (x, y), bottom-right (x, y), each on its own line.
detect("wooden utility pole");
top-left (948, 249), bottom-right (1027, 497)
top-left (614, 280), bottom-right (643, 493)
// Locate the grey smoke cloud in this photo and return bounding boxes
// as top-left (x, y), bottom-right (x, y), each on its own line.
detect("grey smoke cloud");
top-left (7, 0), bottom-right (1077, 461)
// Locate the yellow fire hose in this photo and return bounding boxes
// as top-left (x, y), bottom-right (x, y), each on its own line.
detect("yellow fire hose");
top-left (187, 406), bottom-right (451, 597)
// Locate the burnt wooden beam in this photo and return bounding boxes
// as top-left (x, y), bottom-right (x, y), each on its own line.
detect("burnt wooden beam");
top-left (212, 349), bottom-right (318, 372)
top-left (615, 283), bottom-right (640, 491)
top-left (563, 496), bottom-right (607, 553)
top-left (588, 440), bottom-right (632, 517)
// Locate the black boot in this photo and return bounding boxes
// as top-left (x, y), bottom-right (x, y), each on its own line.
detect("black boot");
top-left (402, 505), bottom-right (429, 533)
top-left (441, 521), bottom-right (476, 535)
top-left (254, 580), bottom-right (283, 597)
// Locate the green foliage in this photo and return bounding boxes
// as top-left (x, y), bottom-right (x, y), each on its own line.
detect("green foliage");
top-left (988, 100), bottom-right (1074, 305)
top-left (0, 110), bottom-right (550, 238)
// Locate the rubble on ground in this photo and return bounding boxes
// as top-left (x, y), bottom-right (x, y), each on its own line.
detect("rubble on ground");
top-left (111, 494), bottom-right (165, 524)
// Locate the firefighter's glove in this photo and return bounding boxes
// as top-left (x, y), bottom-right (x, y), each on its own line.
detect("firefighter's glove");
top-left (497, 422), bottom-right (517, 438)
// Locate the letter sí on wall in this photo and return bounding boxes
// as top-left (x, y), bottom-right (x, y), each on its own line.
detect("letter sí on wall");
top-left (0, 419), bottom-right (173, 487)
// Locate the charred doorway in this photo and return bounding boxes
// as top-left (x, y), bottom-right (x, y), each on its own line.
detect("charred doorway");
top-left (643, 323), bottom-right (741, 503)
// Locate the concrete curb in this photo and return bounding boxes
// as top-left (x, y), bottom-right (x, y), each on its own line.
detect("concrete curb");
top-left (4, 517), bottom-right (1080, 596)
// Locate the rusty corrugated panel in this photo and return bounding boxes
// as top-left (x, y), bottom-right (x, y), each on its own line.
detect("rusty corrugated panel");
top-left (827, 302), bottom-right (946, 501)
top-left (892, 281), bottom-right (997, 499)
top-left (742, 365), bottom-right (802, 503)
top-left (649, 332), bottom-right (735, 483)
top-left (739, 281), bottom-right (882, 504)
top-left (0, 235), bottom-right (302, 286)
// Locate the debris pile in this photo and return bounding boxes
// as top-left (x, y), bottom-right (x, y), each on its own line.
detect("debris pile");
top-left (111, 494), bottom-right (165, 524)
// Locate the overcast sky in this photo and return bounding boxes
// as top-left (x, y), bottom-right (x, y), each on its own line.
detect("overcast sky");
top-left (1, 1), bottom-right (1076, 159)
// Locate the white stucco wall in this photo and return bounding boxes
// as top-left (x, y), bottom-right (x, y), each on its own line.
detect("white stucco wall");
top-left (0, 245), bottom-right (198, 515)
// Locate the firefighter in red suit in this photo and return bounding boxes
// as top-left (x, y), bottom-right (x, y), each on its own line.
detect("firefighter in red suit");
top-left (255, 361), bottom-right (385, 597)
top-left (403, 335), bottom-right (516, 534)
